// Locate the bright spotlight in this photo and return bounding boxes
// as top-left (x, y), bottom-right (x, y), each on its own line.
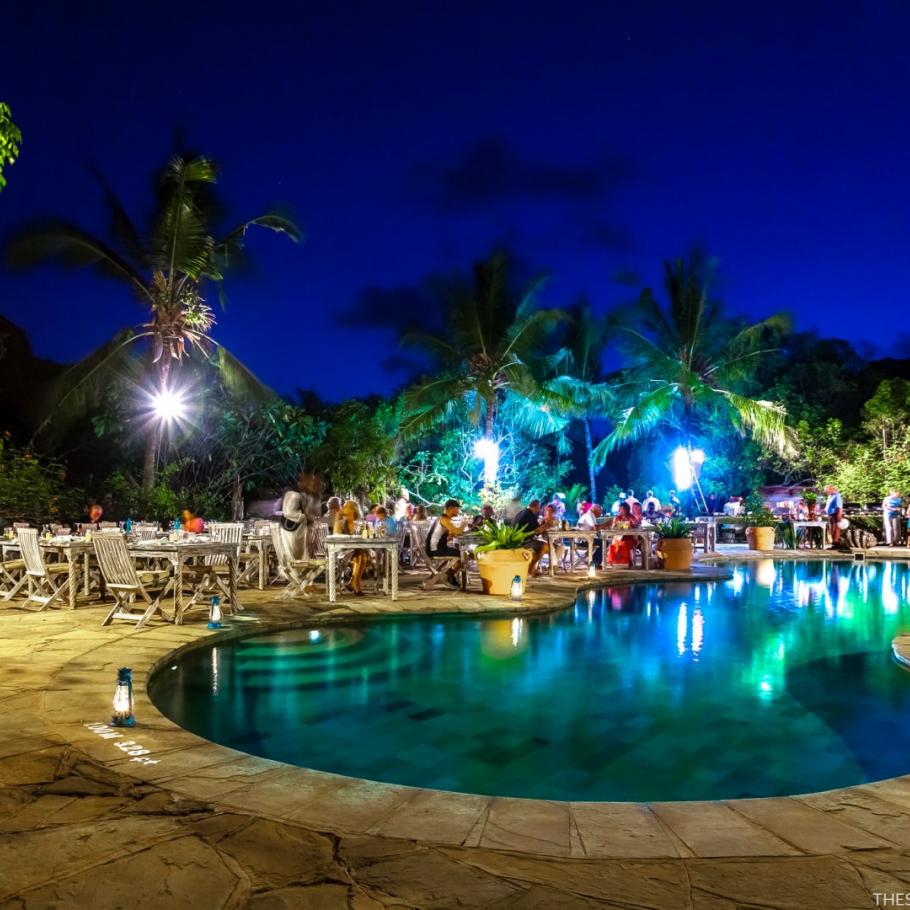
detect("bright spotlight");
top-left (671, 446), bottom-right (692, 490)
top-left (473, 437), bottom-right (500, 486)
top-left (150, 388), bottom-right (187, 423)
top-left (690, 448), bottom-right (705, 465)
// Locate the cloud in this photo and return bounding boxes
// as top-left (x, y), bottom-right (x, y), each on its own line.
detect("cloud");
top-left (411, 136), bottom-right (635, 210)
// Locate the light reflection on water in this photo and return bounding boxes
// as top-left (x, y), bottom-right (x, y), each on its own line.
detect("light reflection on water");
top-left (151, 560), bottom-right (910, 801)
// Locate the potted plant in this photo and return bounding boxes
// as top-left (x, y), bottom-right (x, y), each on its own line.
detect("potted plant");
top-left (474, 521), bottom-right (534, 596)
top-left (655, 517), bottom-right (694, 570)
top-left (743, 491), bottom-right (776, 550)
top-left (802, 490), bottom-right (818, 519)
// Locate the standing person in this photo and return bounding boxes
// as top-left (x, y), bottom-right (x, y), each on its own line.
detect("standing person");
top-left (824, 484), bottom-right (844, 548)
top-left (512, 499), bottom-right (545, 574)
top-left (668, 490), bottom-right (682, 515)
top-left (882, 490), bottom-right (903, 546)
top-left (625, 489), bottom-right (640, 508)
top-left (706, 492), bottom-right (719, 515)
top-left (281, 472), bottom-right (321, 559)
top-left (642, 490), bottom-right (660, 512)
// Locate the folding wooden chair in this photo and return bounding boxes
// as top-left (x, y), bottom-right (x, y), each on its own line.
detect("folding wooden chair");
top-left (410, 520), bottom-right (459, 589)
top-left (184, 522), bottom-right (244, 609)
top-left (0, 551), bottom-right (28, 601)
top-left (270, 523), bottom-right (325, 599)
top-left (17, 528), bottom-right (73, 611)
top-left (94, 533), bottom-right (173, 629)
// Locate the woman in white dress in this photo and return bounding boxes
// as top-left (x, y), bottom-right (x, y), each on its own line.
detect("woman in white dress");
top-left (280, 472), bottom-right (323, 559)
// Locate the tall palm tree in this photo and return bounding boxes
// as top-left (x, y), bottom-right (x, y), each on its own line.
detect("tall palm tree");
top-left (400, 252), bottom-right (570, 457)
top-left (546, 301), bottom-right (613, 501)
top-left (592, 251), bottom-right (795, 467)
top-left (8, 154), bottom-right (301, 487)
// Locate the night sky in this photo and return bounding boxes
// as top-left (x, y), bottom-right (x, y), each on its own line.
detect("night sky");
top-left (2, 2), bottom-right (908, 402)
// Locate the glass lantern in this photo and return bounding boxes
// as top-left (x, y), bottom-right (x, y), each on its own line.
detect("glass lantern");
top-left (510, 575), bottom-right (523, 600)
top-left (111, 667), bottom-right (135, 728)
top-left (208, 596), bottom-right (223, 630)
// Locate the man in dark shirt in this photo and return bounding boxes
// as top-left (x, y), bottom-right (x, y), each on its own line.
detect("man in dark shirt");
top-left (512, 499), bottom-right (545, 574)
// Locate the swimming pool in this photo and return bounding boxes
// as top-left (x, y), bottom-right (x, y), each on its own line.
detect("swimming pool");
top-left (150, 560), bottom-right (910, 801)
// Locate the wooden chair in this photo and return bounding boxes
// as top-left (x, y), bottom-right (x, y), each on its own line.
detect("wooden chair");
top-left (183, 522), bottom-right (244, 608)
top-left (94, 533), bottom-right (173, 629)
top-left (410, 520), bottom-right (459, 589)
top-left (0, 552), bottom-right (27, 601)
top-left (270, 523), bottom-right (325, 599)
top-left (17, 528), bottom-right (72, 611)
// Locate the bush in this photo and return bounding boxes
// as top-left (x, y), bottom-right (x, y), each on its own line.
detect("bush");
top-left (0, 436), bottom-right (82, 525)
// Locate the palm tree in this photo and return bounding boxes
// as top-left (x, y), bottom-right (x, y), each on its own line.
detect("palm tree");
top-left (546, 301), bottom-right (613, 501)
top-left (592, 251), bottom-right (795, 467)
top-left (400, 252), bottom-right (571, 470)
top-left (8, 154), bottom-right (301, 487)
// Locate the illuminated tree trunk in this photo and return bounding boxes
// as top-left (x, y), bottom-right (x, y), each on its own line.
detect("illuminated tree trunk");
top-left (584, 418), bottom-right (597, 502)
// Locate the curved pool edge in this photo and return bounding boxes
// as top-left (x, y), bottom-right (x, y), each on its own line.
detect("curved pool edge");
top-left (39, 559), bottom-right (910, 860)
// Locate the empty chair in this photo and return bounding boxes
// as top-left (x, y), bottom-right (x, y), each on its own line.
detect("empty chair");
top-left (184, 522), bottom-right (244, 608)
top-left (0, 550), bottom-right (27, 601)
top-left (270, 523), bottom-right (325, 599)
top-left (94, 533), bottom-right (173, 629)
top-left (98, 522), bottom-right (118, 529)
top-left (17, 527), bottom-right (72, 610)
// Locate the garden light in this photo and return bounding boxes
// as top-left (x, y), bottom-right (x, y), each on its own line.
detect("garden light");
top-left (111, 667), bottom-right (135, 727)
top-left (588, 563), bottom-right (597, 578)
top-left (510, 574), bottom-right (523, 600)
top-left (150, 387), bottom-right (187, 423)
top-left (473, 437), bottom-right (500, 486)
top-left (208, 596), bottom-right (223, 630)
top-left (671, 446), bottom-right (693, 490)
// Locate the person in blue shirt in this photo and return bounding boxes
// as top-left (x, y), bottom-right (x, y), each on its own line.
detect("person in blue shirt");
top-left (882, 490), bottom-right (903, 546)
top-left (824, 484), bottom-right (844, 547)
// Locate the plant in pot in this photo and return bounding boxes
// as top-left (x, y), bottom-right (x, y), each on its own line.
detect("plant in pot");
top-left (802, 490), bottom-right (819, 519)
top-left (655, 517), bottom-right (694, 570)
top-left (743, 491), bottom-right (777, 551)
top-left (474, 521), bottom-right (534, 596)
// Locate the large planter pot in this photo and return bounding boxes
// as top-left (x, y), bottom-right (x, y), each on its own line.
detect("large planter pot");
top-left (746, 526), bottom-right (775, 551)
top-left (476, 548), bottom-right (533, 596)
top-left (657, 537), bottom-right (693, 571)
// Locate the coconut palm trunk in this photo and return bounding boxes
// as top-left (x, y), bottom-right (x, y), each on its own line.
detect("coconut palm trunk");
top-left (583, 418), bottom-right (597, 503)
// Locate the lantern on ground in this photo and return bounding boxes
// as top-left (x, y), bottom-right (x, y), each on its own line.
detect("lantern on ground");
top-left (208, 596), bottom-right (223, 630)
top-left (510, 574), bottom-right (523, 600)
top-left (111, 667), bottom-right (135, 728)
top-left (588, 563), bottom-right (597, 579)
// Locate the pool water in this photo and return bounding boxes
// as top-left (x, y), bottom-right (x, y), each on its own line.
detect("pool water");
top-left (150, 560), bottom-right (910, 801)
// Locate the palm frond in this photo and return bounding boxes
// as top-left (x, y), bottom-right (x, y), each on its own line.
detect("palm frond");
top-left (715, 389), bottom-right (797, 457)
top-left (591, 382), bottom-right (680, 466)
top-left (7, 224), bottom-right (150, 300)
top-left (210, 344), bottom-right (276, 402)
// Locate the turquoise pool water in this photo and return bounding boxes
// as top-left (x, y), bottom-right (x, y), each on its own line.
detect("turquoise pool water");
top-left (150, 560), bottom-right (910, 801)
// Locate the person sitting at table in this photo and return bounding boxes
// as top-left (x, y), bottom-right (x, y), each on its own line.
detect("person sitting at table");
top-left (373, 504), bottom-right (396, 534)
top-left (413, 504), bottom-right (428, 522)
top-left (512, 499), bottom-right (546, 574)
top-left (607, 502), bottom-right (637, 566)
top-left (538, 503), bottom-right (566, 573)
top-left (578, 503), bottom-right (610, 567)
top-left (470, 504), bottom-right (495, 530)
top-left (642, 490), bottom-right (660, 512)
top-left (427, 499), bottom-right (468, 587)
top-left (334, 500), bottom-right (368, 595)
top-left (181, 507), bottom-right (205, 535)
top-left (643, 500), bottom-right (659, 524)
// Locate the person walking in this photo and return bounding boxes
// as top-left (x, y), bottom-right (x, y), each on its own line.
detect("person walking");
top-left (882, 490), bottom-right (903, 546)
top-left (824, 484), bottom-right (844, 548)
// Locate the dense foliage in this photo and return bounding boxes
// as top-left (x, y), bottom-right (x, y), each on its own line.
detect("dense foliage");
top-left (0, 102), bottom-right (21, 192)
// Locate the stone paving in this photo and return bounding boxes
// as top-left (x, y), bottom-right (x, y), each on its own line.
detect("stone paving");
top-left (1, 555), bottom-right (909, 908)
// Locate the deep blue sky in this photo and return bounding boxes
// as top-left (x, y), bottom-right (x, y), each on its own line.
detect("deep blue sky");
top-left (2, 1), bottom-right (908, 400)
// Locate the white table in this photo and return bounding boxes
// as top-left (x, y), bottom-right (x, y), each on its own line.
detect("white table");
top-left (599, 528), bottom-right (657, 569)
top-left (793, 520), bottom-right (828, 548)
top-left (325, 535), bottom-right (398, 603)
top-left (546, 528), bottom-right (599, 576)
top-left (130, 540), bottom-right (242, 624)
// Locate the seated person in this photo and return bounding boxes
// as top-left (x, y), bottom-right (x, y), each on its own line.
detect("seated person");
top-left (413, 504), bottom-right (428, 522)
top-left (181, 507), bottom-right (205, 535)
top-left (427, 499), bottom-right (467, 587)
top-left (607, 502), bottom-right (636, 566)
top-left (512, 499), bottom-right (546, 574)
top-left (578, 503), bottom-right (610, 567)
top-left (323, 496), bottom-right (342, 530)
top-left (334, 500), bottom-right (368, 595)
top-left (642, 490), bottom-right (661, 512)
top-left (470, 504), bottom-right (496, 529)
top-left (373, 504), bottom-right (396, 534)
top-left (643, 501), bottom-right (659, 524)
top-left (537, 503), bottom-right (566, 572)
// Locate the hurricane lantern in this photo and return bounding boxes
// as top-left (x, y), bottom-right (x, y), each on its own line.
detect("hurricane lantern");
top-left (111, 667), bottom-right (135, 728)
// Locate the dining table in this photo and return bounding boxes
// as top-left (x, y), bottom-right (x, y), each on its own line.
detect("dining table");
top-left (324, 535), bottom-right (398, 603)
top-left (545, 528), bottom-right (599, 576)
top-left (129, 538), bottom-right (243, 624)
top-left (2, 537), bottom-right (97, 609)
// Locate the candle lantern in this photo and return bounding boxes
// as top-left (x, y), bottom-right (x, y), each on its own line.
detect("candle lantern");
top-left (111, 667), bottom-right (135, 727)
top-left (510, 574), bottom-right (523, 601)
top-left (208, 596), bottom-right (223, 630)
top-left (588, 563), bottom-right (597, 579)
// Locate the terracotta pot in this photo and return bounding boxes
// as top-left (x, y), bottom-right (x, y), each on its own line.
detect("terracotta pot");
top-left (806, 505), bottom-right (816, 520)
top-left (657, 537), bottom-right (693, 571)
top-left (476, 548), bottom-right (533, 596)
top-left (746, 526), bottom-right (775, 551)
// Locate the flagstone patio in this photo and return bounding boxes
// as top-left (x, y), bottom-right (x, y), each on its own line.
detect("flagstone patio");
top-left (1, 558), bottom-right (908, 908)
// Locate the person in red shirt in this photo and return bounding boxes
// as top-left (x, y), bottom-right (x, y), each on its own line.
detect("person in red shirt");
top-left (180, 507), bottom-right (205, 534)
